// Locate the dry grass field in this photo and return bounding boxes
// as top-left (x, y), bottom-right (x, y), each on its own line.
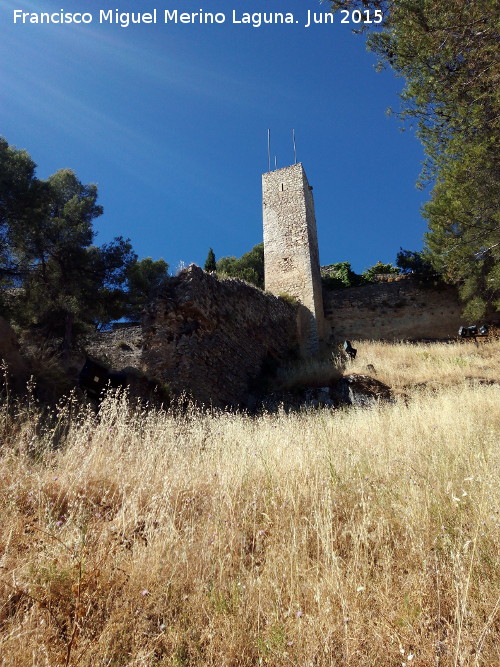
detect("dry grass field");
top-left (0, 340), bottom-right (499, 666)
top-left (346, 339), bottom-right (500, 396)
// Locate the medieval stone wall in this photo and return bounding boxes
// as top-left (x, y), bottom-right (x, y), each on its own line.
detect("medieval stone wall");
top-left (84, 324), bottom-right (143, 371)
top-left (141, 265), bottom-right (298, 408)
top-left (262, 163), bottom-right (324, 353)
top-left (78, 274), bottom-right (499, 408)
top-left (324, 278), bottom-right (499, 342)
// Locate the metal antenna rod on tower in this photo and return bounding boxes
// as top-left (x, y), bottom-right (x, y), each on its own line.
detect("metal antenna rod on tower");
top-left (267, 129), bottom-right (271, 172)
top-left (274, 155), bottom-right (277, 170)
top-left (292, 129), bottom-right (297, 164)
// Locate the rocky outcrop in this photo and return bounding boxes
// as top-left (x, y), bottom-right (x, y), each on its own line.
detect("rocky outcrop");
top-left (259, 374), bottom-right (393, 412)
top-left (332, 374), bottom-right (393, 407)
top-left (141, 265), bottom-right (298, 408)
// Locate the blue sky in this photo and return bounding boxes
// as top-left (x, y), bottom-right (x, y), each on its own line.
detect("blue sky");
top-left (1, 0), bottom-right (429, 274)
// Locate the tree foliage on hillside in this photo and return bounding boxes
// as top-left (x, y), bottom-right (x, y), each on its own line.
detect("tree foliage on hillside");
top-left (125, 257), bottom-right (170, 321)
top-left (329, 0), bottom-right (499, 317)
top-left (0, 138), bottom-right (168, 348)
top-left (322, 260), bottom-right (401, 288)
top-left (396, 247), bottom-right (433, 277)
top-left (362, 260), bottom-right (400, 282)
top-left (216, 243), bottom-right (264, 289)
top-left (321, 261), bottom-right (364, 289)
top-left (0, 138), bottom-right (38, 286)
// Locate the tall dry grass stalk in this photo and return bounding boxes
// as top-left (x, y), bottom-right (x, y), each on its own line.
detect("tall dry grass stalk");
top-left (0, 344), bottom-right (499, 666)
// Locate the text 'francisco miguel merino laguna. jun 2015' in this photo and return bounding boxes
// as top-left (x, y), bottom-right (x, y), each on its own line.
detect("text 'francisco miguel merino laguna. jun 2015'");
top-left (12, 7), bottom-right (384, 28)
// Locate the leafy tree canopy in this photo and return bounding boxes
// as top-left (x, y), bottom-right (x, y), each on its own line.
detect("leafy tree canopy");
top-left (216, 243), bottom-right (264, 289)
top-left (329, 0), bottom-right (499, 317)
top-left (0, 138), bottom-right (148, 349)
top-left (0, 138), bottom-right (40, 285)
top-left (396, 247), bottom-right (433, 277)
top-left (10, 168), bottom-right (138, 348)
top-left (125, 257), bottom-right (169, 321)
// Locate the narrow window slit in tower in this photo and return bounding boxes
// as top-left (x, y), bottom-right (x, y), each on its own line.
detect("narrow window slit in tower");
top-left (281, 183), bottom-right (284, 191)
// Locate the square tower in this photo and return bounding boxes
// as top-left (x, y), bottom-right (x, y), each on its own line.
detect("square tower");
top-left (262, 163), bottom-right (324, 354)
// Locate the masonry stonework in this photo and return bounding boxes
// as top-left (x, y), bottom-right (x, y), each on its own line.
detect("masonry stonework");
top-left (141, 265), bottom-right (298, 408)
top-left (80, 164), bottom-right (500, 410)
top-left (324, 278), bottom-right (499, 342)
top-left (262, 163), bottom-right (325, 354)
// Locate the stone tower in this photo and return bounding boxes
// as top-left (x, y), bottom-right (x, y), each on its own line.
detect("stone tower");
top-left (262, 163), bottom-right (324, 354)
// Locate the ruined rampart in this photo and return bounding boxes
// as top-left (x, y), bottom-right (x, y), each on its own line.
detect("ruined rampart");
top-left (84, 324), bottom-right (143, 370)
top-left (81, 274), bottom-right (499, 408)
top-left (141, 265), bottom-right (298, 407)
top-left (324, 278), bottom-right (499, 342)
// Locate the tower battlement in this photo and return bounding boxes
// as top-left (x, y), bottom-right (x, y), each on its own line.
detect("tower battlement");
top-left (262, 163), bottom-right (324, 354)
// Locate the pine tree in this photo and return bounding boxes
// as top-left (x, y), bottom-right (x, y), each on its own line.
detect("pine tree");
top-left (1, 139), bottom-right (138, 348)
top-left (204, 247), bottom-right (216, 272)
top-left (125, 257), bottom-right (169, 320)
top-left (329, 0), bottom-right (500, 316)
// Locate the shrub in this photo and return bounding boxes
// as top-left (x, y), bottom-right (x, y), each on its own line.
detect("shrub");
top-left (321, 262), bottom-right (365, 289)
top-left (362, 261), bottom-right (400, 282)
